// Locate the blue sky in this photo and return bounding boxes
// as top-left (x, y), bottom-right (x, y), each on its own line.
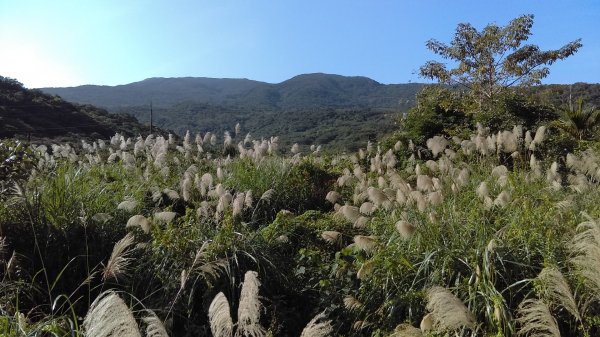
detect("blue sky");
top-left (1, 0), bottom-right (598, 88)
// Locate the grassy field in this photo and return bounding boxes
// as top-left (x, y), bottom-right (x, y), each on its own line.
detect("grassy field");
top-left (1, 123), bottom-right (600, 336)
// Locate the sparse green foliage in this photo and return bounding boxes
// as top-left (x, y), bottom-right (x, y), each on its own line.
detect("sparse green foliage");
top-left (420, 14), bottom-right (582, 109)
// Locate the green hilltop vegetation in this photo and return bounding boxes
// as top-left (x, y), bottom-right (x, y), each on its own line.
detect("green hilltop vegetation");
top-left (2, 14), bottom-right (600, 337)
top-left (0, 76), bottom-right (156, 143)
top-left (41, 74), bottom-right (600, 152)
top-left (42, 74), bottom-right (424, 151)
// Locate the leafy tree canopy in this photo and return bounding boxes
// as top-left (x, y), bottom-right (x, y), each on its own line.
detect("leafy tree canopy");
top-left (419, 14), bottom-right (582, 108)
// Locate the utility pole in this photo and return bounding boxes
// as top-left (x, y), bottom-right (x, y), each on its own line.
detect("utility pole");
top-left (150, 101), bottom-right (153, 136)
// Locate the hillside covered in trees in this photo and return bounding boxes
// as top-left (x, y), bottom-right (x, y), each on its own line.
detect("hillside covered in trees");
top-left (0, 76), bottom-right (153, 142)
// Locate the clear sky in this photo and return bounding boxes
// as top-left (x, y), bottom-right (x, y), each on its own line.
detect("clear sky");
top-left (1, 0), bottom-right (598, 88)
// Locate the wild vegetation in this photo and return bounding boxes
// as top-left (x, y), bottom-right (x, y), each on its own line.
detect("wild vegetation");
top-left (1, 14), bottom-right (600, 337)
top-left (0, 76), bottom-right (154, 142)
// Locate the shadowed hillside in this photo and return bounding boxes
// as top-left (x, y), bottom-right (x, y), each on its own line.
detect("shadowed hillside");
top-left (0, 76), bottom-right (152, 141)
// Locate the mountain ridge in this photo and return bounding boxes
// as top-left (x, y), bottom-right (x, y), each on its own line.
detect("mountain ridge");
top-left (40, 73), bottom-right (424, 110)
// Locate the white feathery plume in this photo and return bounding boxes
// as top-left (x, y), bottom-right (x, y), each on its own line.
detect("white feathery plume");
top-left (378, 176), bottom-right (387, 189)
top-left (425, 286), bottom-right (475, 331)
top-left (533, 125), bottom-right (547, 145)
top-left (83, 291), bottom-right (141, 337)
top-left (325, 191), bottom-right (341, 204)
top-left (367, 187), bottom-right (389, 207)
top-left (396, 220), bottom-right (416, 240)
top-left (163, 188), bottom-right (180, 200)
top-left (338, 205), bottom-right (361, 223)
top-left (237, 271), bottom-right (266, 337)
top-left (357, 260), bottom-right (375, 279)
top-left (354, 216), bottom-right (369, 229)
top-left (92, 213), bottom-right (113, 223)
top-left (181, 174), bottom-right (193, 202)
top-left (360, 202), bottom-right (376, 215)
top-left (154, 211), bottom-right (177, 223)
top-left (491, 165), bottom-right (508, 178)
top-left (569, 216), bottom-right (600, 300)
top-left (299, 312), bottom-right (333, 337)
top-left (425, 160), bottom-right (438, 173)
top-left (102, 233), bottom-right (136, 282)
top-left (455, 168), bottom-right (469, 188)
top-left (416, 175), bottom-right (434, 192)
top-left (493, 191), bottom-right (511, 208)
top-left (516, 298), bottom-right (560, 337)
top-left (208, 292), bottom-right (234, 337)
top-left (392, 323), bottom-right (423, 337)
top-left (476, 181), bottom-right (489, 200)
top-left (537, 266), bottom-right (581, 322)
top-left (232, 193), bottom-right (245, 218)
top-left (126, 215), bottom-right (152, 234)
top-left (291, 143), bottom-right (300, 154)
top-left (244, 190), bottom-right (253, 208)
top-left (426, 136), bottom-right (448, 157)
top-left (143, 310), bottom-right (170, 337)
top-left (321, 231), bottom-right (342, 245)
top-left (427, 191), bottom-right (443, 206)
top-left (354, 235), bottom-right (377, 254)
top-left (343, 295), bottom-right (363, 311)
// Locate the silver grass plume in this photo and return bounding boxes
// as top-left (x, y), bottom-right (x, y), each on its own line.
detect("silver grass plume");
top-left (208, 292), bottom-right (234, 337)
top-left (359, 202), bottom-right (376, 215)
top-left (321, 231), bottom-right (342, 245)
top-left (126, 215), bottom-right (151, 234)
top-left (357, 260), bottom-right (375, 280)
top-left (516, 298), bottom-right (560, 337)
top-left (391, 324), bottom-right (423, 337)
top-left (425, 160), bottom-right (438, 173)
top-left (427, 191), bottom-right (443, 206)
top-left (91, 213), bottom-right (113, 223)
top-left (291, 143), bottom-right (299, 154)
top-left (143, 310), bottom-right (170, 337)
top-left (102, 233), bottom-right (136, 282)
top-left (300, 312), bottom-right (333, 337)
top-left (537, 266), bottom-right (581, 322)
top-left (420, 313), bottom-right (434, 331)
top-left (163, 188), bottom-right (180, 200)
top-left (181, 173), bottom-right (193, 202)
top-left (569, 216), bottom-right (600, 300)
top-left (354, 216), bottom-right (369, 229)
top-left (367, 187), bottom-right (389, 207)
top-left (491, 165), bottom-right (508, 178)
top-left (493, 191), bottom-right (511, 208)
top-left (426, 136), bottom-right (448, 157)
top-left (425, 286), bottom-right (475, 331)
top-left (476, 181), bottom-right (489, 200)
top-left (232, 193), bottom-right (245, 218)
top-left (117, 199), bottom-right (138, 213)
top-left (343, 295), bottom-right (363, 311)
top-left (237, 271), bottom-right (265, 337)
top-left (416, 175), bottom-right (434, 192)
top-left (244, 190), bottom-right (253, 208)
top-left (154, 211), bottom-right (177, 224)
top-left (396, 220), bottom-right (416, 240)
top-left (202, 173), bottom-right (214, 189)
top-left (325, 191), bottom-right (341, 204)
top-left (354, 235), bottom-right (377, 254)
top-left (338, 205), bottom-right (361, 223)
top-left (378, 176), bottom-right (387, 189)
top-left (82, 291), bottom-right (141, 337)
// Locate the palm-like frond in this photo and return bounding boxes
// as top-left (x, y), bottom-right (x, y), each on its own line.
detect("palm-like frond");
top-left (554, 98), bottom-right (600, 140)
